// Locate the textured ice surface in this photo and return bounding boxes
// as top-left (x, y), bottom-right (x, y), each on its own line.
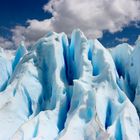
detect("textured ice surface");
top-left (0, 30), bottom-right (140, 140)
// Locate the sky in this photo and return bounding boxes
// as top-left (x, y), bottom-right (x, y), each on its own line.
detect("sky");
top-left (0, 0), bottom-right (140, 49)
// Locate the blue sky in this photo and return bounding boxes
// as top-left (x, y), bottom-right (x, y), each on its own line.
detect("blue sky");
top-left (100, 22), bottom-right (140, 47)
top-left (0, 0), bottom-right (51, 27)
top-left (0, 0), bottom-right (140, 49)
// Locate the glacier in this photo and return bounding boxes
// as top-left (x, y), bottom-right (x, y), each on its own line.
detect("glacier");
top-left (0, 29), bottom-right (140, 140)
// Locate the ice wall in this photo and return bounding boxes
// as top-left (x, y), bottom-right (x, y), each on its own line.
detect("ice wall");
top-left (0, 30), bottom-right (139, 140)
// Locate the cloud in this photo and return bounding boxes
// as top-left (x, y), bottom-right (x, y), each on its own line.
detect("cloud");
top-left (0, 37), bottom-right (14, 49)
top-left (43, 0), bottom-right (140, 38)
top-left (115, 37), bottom-right (129, 43)
top-left (11, 19), bottom-right (53, 46)
top-left (0, 19), bottom-right (54, 49)
top-left (1, 0), bottom-right (140, 49)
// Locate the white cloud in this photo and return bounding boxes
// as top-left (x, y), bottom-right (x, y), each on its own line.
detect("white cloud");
top-left (11, 19), bottom-right (53, 46)
top-left (1, 0), bottom-right (140, 49)
top-left (43, 0), bottom-right (140, 38)
top-left (0, 37), bottom-right (14, 49)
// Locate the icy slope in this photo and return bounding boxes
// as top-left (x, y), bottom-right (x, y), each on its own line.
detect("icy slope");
top-left (0, 30), bottom-right (140, 140)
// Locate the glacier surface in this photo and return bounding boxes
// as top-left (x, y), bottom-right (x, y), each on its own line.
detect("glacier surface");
top-left (0, 30), bottom-right (140, 140)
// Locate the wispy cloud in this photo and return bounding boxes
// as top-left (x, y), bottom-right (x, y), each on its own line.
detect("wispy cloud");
top-left (115, 37), bottom-right (129, 43)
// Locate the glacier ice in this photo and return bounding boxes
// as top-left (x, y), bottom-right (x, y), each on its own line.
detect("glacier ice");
top-left (0, 48), bottom-right (12, 91)
top-left (0, 29), bottom-right (140, 140)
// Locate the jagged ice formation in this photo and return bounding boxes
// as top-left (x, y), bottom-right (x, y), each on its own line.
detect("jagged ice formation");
top-left (0, 29), bottom-right (140, 140)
